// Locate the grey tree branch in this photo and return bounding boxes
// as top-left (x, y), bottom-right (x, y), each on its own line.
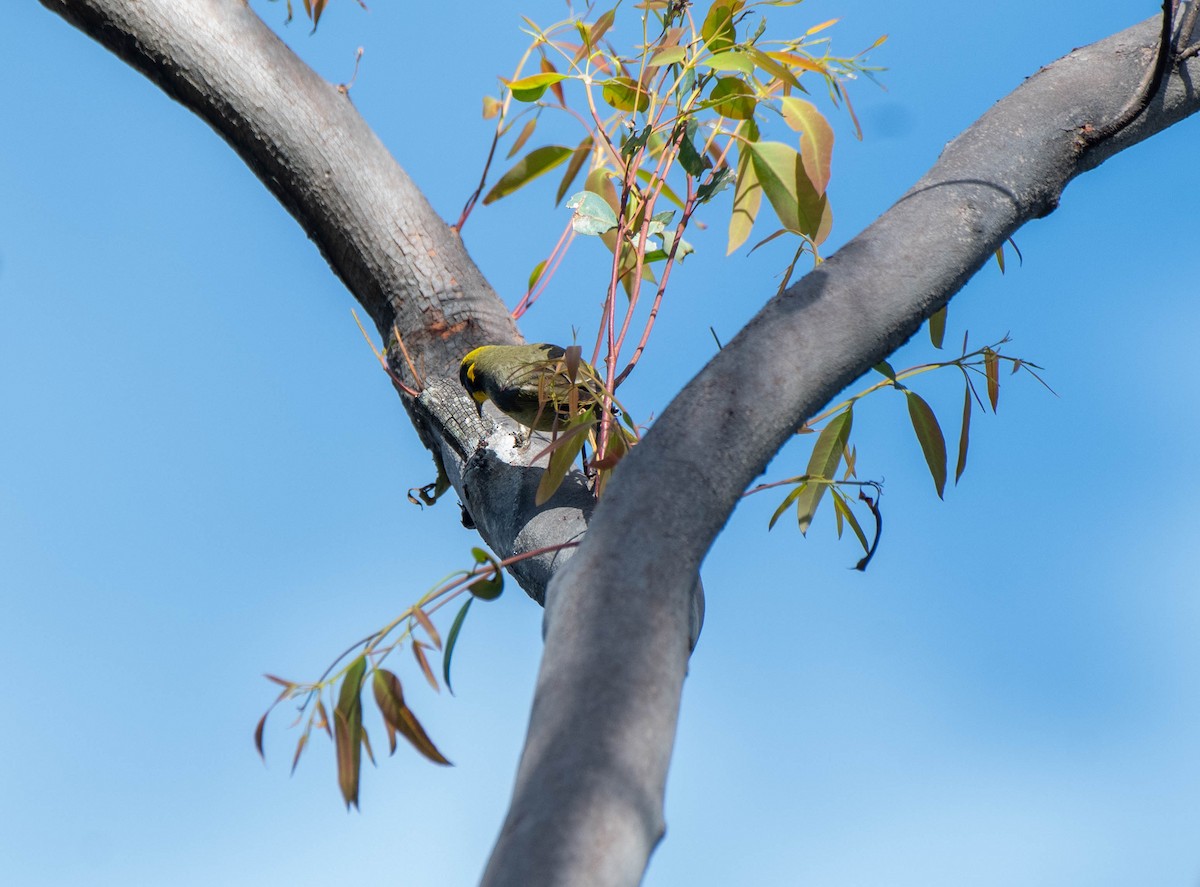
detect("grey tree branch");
top-left (37, 2), bottom-right (1200, 886)
top-left (482, 13), bottom-right (1200, 887)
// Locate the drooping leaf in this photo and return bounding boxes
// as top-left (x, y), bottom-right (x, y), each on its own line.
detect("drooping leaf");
top-left (794, 408), bottom-right (853, 534)
top-left (905, 391), bottom-right (947, 499)
top-left (831, 489), bottom-right (870, 554)
top-left (534, 412), bottom-right (596, 505)
top-left (333, 656), bottom-right (367, 809)
top-left (412, 607), bottom-right (441, 650)
top-left (728, 149), bottom-right (762, 254)
top-left (482, 95), bottom-right (502, 119)
top-left (506, 72), bottom-right (569, 103)
top-left (468, 547), bottom-right (504, 600)
top-left (556, 136), bottom-right (593, 205)
top-left (565, 190), bottom-right (619, 235)
top-left (254, 712), bottom-right (268, 760)
top-left (677, 120), bottom-right (710, 177)
top-left (779, 96), bottom-right (834, 194)
top-left (768, 482), bottom-right (806, 531)
top-left (371, 669), bottom-right (451, 766)
top-left (484, 145), bottom-right (573, 204)
top-left (412, 641), bottom-right (439, 692)
top-left (506, 117), bottom-right (538, 158)
top-left (539, 56), bottom-right (566, 105)
top-left (994, 244), bottom-right (1006, 273)
top-left (929, 305), bottom-right (947, 349)
top-left (442, 597), bottom-right (473, 695)
top-left (955, 381), bottom-right (972, 483)
top-left (873, 360), bottom-right (898, 383)
top-left (746, 141), bottom-right (830, 242)
top-left (984, 347), bottom-right (1000, 411)
top-left (709, 76), bottom-right (756, 120)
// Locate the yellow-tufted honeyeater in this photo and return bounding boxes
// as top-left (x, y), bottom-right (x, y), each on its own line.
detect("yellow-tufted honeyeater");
top-left (459, 343), bottom-right (598, 432)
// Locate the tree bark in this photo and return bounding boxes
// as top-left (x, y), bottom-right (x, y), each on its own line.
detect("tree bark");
top-left (38, 1), bottom-right (1200, 885)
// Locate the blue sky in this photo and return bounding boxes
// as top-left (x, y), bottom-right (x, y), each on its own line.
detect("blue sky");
top-left (3, 1), bottom-right (1199, 884)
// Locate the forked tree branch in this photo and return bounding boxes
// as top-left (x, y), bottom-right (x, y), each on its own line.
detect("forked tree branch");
top-left (38, 2), bottom-right (1200, 886)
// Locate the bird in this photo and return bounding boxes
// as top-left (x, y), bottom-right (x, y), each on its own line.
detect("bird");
top-left (459, 343), bottom-right (597, 432)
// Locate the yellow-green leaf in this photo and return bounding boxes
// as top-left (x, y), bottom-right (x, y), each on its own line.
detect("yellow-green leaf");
top-left (709, 76), bottom-right (756, 120)
top-left (746, 141), bottom-right (830, 242)
top-left (483, 145), bottom-right (573, 204)
top-left (905, 391), bottom-right (947, 499)
top-left (507, 72), bottom-right (569, 103)
top-left (468, 547), bottom-right (504, 600)
top-left (779, 96), bottom-right (834, 194)
top-left (705, 50), bottom-right (755, 76)
top-left (701, 0), bottom-right (743, 52)
top-left (728, 149), bottom-right (762, 254)
top-left (534, 413), bottom-right (596, 505)
top-left (602, 76), bottom-right (651, 112)
top-left (794, 408), bottom-right (853, 534)
top-left (650, 46), bottom-right (688, 67)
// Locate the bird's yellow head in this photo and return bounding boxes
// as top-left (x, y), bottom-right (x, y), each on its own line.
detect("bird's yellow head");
top-left (459, 347), bottom-right (490, 408)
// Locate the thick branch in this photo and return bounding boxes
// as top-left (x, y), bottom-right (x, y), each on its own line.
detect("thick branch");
top-left (483, 14), bottom-right (1200, 886)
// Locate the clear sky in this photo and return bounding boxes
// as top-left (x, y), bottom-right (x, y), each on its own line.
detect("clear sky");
top-left (3, 1), bottom-right (1199, 885)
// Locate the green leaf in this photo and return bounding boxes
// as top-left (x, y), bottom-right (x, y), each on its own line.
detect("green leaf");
top-left (746, 141), bottom-right (830, 242)
top-left (728, 149), bottom-right (762, 254)
top-left (955, 381), bottom-right (971, 484)
top-left (534, 413), bottom-right (596, 505)
top-left (507, 72), bottom-right (569, 103)
top-left (831, 491), bottom-right (870, 554)
top-left (779, 96), bottom-right (834, 194)
top-left (442, 598), bottom-right (473, 695)
top-left (873, 360), bottom-right (898, 383)
top-left (677, 120), bottom-right (710, 177)
top-left (905, 390), bottom-right (947, 499)
top-left (371, 669), bottom-right (451, 766)
top-left (701, 0), bottom-right (743, 52)
top-left (602, 76), bottom-right (651, 112)
top-left (709, 76), bottom-right (756, 120)
top-left (565, 190), bottom-right (619, 235)
top-left (483, 145), bottom-right (573, 204)
top-left (794, 408), bottom-right (853, 534)
top-left (704, 50), bottom-right (755, 76)
top-left (929, 305), bottom-right (947, 349)
top-left (555, 136), bottom-right (593, 205)
top-left (468, 547), bottom-right (504, 600)
top-left (526, 260), bottom-right (547, 294)
top-left (744, 46), bottom-right (802, 90)
top-left (768, 483), bottom-right (806, 530)
top-left (696, 166), bottom-right (735, 203)
top-left (334, 656), bottom-right (367, 809)
top-left (650, 46), bottom-right (688, 67)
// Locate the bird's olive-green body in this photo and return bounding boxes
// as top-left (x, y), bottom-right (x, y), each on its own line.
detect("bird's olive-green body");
top-left (459, 343), bottom-right (593, 431)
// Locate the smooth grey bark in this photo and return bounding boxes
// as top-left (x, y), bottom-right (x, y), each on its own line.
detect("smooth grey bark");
top-left (37, 2), bottom-right (1200, 886)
